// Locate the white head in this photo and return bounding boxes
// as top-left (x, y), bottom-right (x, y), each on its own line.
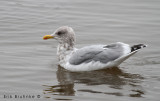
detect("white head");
top-left (43, 26), bottom-right (76, 48)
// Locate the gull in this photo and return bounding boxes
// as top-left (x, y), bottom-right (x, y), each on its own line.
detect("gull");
top-left (43, 26), bottom-right (146, 71)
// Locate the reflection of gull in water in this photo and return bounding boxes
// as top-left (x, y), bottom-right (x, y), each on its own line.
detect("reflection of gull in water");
top-left (43, 66), bottom-right (145, 98)
top-left (43, 26), bottom-right (147, 71)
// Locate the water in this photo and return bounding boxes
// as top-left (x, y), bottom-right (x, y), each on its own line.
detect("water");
top-left (0, 0), bottom-right (160, 101)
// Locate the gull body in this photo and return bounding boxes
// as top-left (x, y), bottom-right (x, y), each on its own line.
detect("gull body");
top-left (43, 26), bottom-right (146, 71)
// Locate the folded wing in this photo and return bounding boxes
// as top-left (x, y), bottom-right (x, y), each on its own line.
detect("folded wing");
top-left (69, 42), bottom-right (130, 65)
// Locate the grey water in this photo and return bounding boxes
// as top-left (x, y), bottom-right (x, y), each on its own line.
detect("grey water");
top-left (0, 0), bottom-right (160, 101)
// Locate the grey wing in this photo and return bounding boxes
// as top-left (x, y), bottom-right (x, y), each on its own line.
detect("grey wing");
top-left (69, 43), bottom-right (127, 65)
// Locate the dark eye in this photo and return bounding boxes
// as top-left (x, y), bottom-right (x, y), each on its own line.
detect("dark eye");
top-left (57, 31), bottom-right (63, 36)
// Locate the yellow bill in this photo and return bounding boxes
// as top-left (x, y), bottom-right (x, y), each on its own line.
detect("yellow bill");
top-left (43, 35), bottom-right (54, 40)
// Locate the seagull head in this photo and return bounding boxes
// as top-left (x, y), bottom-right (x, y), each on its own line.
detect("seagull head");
top-left (43, 26), bottom-right (76, 46)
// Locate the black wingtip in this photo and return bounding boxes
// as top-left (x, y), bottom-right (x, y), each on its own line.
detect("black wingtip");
top-left (131, 44), bottom-right (147, 52)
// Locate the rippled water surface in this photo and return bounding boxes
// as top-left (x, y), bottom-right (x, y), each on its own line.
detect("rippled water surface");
top-left (0, 0), bottom-right (160, 101)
